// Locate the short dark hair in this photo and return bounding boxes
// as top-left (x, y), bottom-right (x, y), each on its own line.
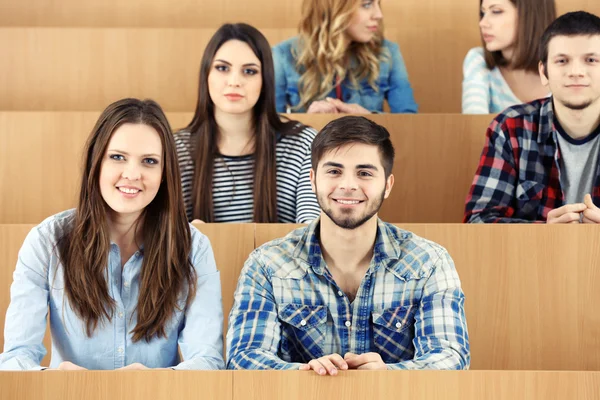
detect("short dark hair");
top-left (311, 116), bottom-right (395, 177)
top-left (539, 11), bottom-right (600, 76)
top-left (480, 0), bottom-right (556, 73)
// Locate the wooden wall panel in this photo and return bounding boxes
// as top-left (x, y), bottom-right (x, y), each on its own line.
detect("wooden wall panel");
top-left (1, 2), bottom-right (598, 112)
top-left (291, 114), bottom-right (492, 223)
top-left (0, 0), bottom-right (595, 28)
top-left (0, 112), bottom-right (491, 224)
top-left (192, 223), bottom-right (255, 348)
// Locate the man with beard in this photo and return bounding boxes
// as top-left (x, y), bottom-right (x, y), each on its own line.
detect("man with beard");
top-left (226, 116), bottom-right (470, 373)
top-left (465, 11), bottom-right (600, 223)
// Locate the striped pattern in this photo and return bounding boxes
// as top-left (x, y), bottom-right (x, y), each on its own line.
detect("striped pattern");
top-left (226, 218), bottom-right (470, 370)
top-left (174, 124), bottom-right (321, 223)
top-left (462, 47), bottom-right (521, 114)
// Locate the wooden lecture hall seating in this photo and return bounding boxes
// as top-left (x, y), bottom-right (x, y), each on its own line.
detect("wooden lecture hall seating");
top-left (2, 0), bottom-right (600, 398)
top-left (0, 1), bottom-right (597, 113)
top-left (0, 112), bottom-right (491, 224)
top-left (2, 223), bottom-right (600, 371)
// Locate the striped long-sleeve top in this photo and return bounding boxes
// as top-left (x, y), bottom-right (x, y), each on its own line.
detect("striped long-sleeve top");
top-left (461, 47), bottom-right (521, 114)
top-left (174, 123), bottom-right (321, 223)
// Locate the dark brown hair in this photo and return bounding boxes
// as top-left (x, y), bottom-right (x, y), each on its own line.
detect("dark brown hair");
top-left (183, 23), bottom-right (298, 222)
top-left (311, 116), bottom-right (395, 177)
top-left (58, 98), bottom-right (196, 342)
top-left (539, 11), bottom-right (600, 77)
top-left (480, 0), bottom-right (556, 72)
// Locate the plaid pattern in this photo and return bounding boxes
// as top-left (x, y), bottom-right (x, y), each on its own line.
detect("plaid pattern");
top-left (464, 97), bottom-right (600, 223)
top-left (226, 218), bottom-right (470, 370)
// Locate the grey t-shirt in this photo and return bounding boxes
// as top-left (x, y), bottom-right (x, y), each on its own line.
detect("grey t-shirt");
top-left (555, 120), bottom-right (600, 205)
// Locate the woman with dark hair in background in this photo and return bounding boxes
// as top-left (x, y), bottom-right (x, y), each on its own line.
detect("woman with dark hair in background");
top-left (175, 23), bottom-right (320, 223)
top-left (0, 98), bottom-right (224, 371)
top-left (462, 0), bottom-right (556, 113)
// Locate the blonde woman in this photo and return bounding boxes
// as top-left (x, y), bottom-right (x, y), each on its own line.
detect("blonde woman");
top-left (273, 0), bottom-right (417, 114)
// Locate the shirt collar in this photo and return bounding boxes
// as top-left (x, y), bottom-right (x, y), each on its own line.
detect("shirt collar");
top-left (538, 97), bottom-right (557, 144)
top-left (292, 217), bottom-right (403, 276)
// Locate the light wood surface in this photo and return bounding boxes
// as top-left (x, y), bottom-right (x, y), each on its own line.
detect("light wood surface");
top-left (254, 223), bottom-right (600, 371)
top-left (0, 26), bottom-right (471, 113)
top-left (0, 2), bottom-right (598, 113)
top-left (0, 0), bottom-right (594, 28)
top-left (0, 112), bottom-right (491, 224)
top-left (0, 371), bottom-right (231, 400)
top-left (192, 223), bottom-right (255, 348)
top-left (233, 371), bottom-right (600, 400)
top-left (0, 371), bottom-right (598, 400)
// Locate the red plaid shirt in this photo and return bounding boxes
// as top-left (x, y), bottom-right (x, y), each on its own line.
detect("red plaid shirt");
top-left (464, 98), bottom-right (600, 223)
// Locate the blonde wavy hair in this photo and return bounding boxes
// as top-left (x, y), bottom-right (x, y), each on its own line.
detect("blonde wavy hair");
top-left (294, 0), bottom-right (386, 111)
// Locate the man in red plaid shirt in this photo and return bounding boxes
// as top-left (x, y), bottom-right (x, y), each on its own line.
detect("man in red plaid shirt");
top-left (465, 11), bottom-right (600, 223)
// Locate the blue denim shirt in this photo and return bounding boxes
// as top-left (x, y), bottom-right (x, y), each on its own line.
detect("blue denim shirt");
top-left (0, 209), bottom-right (225, 370)
top-left (226, 218), bottom-right (470, 370)
top-left (273, 37), bottom-right (418, 113)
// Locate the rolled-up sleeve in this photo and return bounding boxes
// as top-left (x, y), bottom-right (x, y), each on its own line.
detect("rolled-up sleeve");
top-left (0, 227), bottom-right (50, 371)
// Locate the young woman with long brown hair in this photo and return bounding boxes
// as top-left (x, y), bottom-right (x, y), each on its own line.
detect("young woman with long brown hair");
top-left (0, 98), bottom-right (224, 371)
top-left (175, 23), bottom-right (320, 223)
top-left (273, 0), bottom-right (417, 114)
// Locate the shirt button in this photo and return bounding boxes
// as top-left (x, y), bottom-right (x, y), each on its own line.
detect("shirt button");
top-left (300, 319), bottom-right (307, 327)
top-left (117, 347), bottom-right (124, 354)
top-left (337, 290), bottom-right (343, 297)
top-left (345, 321), bottom-right (351, 328)
top-left (395, 322), bottom-right (402, 329)
top-left (118, 312), bottom-right (124, 319)
top-left (123, 282), bottom-right (130, 288)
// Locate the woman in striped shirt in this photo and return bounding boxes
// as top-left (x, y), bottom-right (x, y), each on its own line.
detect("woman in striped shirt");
top-left (462, 0), bottom-right (555, 114)
top-left (175, 23), bottom-right (321, 223)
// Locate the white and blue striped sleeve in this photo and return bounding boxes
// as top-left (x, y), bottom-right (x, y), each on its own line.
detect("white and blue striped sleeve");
top-left (462, 47), bottom-right (492, 114)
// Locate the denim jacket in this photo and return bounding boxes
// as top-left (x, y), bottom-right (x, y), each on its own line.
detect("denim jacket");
top-left (273, 37), bottom-right (418, 113)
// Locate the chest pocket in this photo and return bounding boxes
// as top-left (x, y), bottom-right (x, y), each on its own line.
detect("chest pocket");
top-left (371, 305), bottom-right (417, 362)
top-left (515, 180), bottom-right (545, 218)
top-left (278, 303), bottom-right (328, 361)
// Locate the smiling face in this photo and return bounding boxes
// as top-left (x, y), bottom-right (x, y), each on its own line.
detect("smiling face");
top-left (346, 0), bottom-right (383, 43)
top-left (310, 143), bottom-right (394, 230)
top-left (99, 123), bottom-right (163, 220)
top-left (540, 35), bottom-right (600, 111)
top-left (207, 39), bottom-right (263, 117)
top-left (479, 0), bottom-right (518, 56)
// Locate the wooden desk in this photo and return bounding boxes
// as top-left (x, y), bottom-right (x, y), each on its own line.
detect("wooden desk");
top-left (0, 371), bottom-right (597, 399)
top-left (233, 370), bottom-right (600, 400)
top-left (0, 371), bottom-right (232, 400)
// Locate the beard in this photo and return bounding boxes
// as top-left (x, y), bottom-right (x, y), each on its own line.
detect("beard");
top-left (562, 99), bottom-right (593, 111)
top-left (316, 185), bottom-right (386, 230)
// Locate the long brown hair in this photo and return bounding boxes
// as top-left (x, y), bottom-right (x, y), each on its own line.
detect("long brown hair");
top-left (58, 98), bottom-right (196, 342)
top-left (295, 0), bottom-right (385, 110)
top-left (184, 23), bottom-right (298, 223)
top-left (480, 0), bottom-right (556, 72)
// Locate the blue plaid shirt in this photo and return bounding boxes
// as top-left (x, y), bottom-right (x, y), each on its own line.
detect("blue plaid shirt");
top-left (226, 219), bottom-right (470, 370)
